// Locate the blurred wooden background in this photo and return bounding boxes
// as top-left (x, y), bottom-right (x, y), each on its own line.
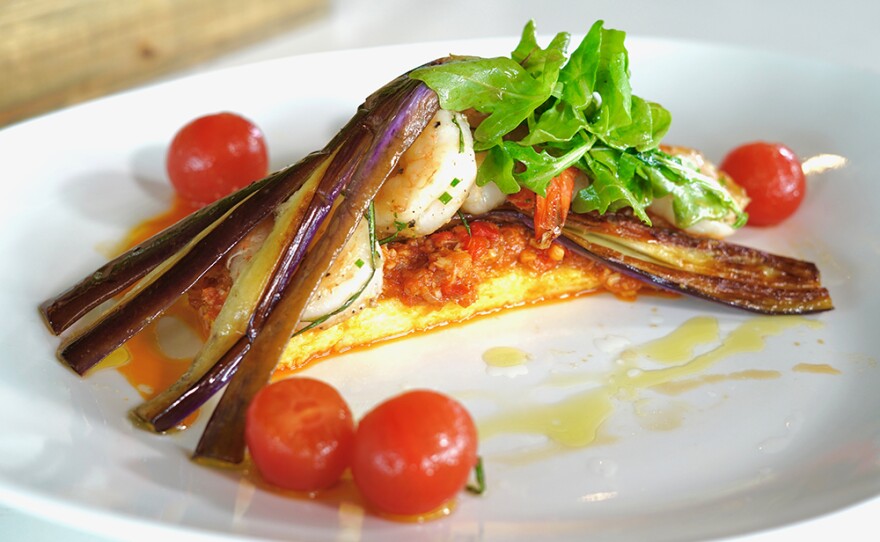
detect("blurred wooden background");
top-left (0, 0), bottom-right (328, 127)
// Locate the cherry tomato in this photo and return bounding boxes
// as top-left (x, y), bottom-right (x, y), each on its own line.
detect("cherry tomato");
top-left (166, 112), bottom-right (269, 206)
top-left (719, 142), bottom-right (806, 226)
top-left (245, 377), bottom-right (355, 492)
top-left (351, 390), bottom-right (478, 517)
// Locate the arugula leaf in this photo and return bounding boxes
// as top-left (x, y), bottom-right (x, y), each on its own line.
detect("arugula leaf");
top-left (582, 25), bottom-right (633, 140)
top-left (410, 56), bottom-right (553, 149)
top-left (410, 20), bottom-right (746, 230)
top-left (609, 96), bottom-right (672, 151)
top-left (574, 149), bottom-right (651, 223)
top-left (518, 101), bottom-right (586, 146)
top-left (556, 20), bottom-right (604, 111)
top-left (511, 20), bottom-right (570, 87)
top-left (476, 145), bottom-right (519, 193)
top-left (505, 135), bottom-right (592, 196)
top-left (636, 150), bottom-right (747, 227)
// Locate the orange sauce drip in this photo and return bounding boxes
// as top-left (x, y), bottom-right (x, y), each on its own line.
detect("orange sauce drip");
top-left (112, 196), bottom-right (207, 427)
top-left (115, 300), bottom-right (205, 399)
top-left (120, 196), bottom-right (200, 250)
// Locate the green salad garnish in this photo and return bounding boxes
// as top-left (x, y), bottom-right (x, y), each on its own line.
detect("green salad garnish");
top-left (410, 20), bottom-right (746, 228)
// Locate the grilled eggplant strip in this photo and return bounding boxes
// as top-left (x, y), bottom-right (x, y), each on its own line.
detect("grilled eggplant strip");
top-left (133, 80), bottom-right (415, 432)
top-left (449, 207), bottom-right (830, 315)
top-left (47, 63), bottom-right (394, 367)
top-left (553, 209), bottom-right (832, 314)
top-left (135, 127), bottom-right (374, 432)
top-left (131, 151), bottom-right (337, 432)
top-left (193, 78), bottom-right (440, 465)
top-left (58, 155), bottom-right (327, 375)
top-left (39, 170), bottom-right (279, 336)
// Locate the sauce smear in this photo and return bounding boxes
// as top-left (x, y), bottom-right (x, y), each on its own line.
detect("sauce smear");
top-left (105, 197), bottom-right (207, 427)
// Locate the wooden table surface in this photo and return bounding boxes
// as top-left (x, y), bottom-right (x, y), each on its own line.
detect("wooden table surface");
top-left (1, 0), bottom-right (327, 127)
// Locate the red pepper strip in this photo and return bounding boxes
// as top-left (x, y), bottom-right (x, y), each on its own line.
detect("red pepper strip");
top-left (506, 168), bottom-right (577, 249)
top-left (533, 167), bottom-right (576, 249)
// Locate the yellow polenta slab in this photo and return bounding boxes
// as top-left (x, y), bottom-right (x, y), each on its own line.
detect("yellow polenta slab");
top-left (277, 265), bottom-right (602, 371)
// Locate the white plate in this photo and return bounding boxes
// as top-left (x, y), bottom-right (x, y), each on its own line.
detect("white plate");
top-left (1, 36), bottom-right (878, 542)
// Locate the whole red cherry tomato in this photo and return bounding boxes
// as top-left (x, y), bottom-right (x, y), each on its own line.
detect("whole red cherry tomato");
top-left (245, 377), bottom-right (355, 492)
top-left (719, 142), bottom-right (806, 226)
top-left (166, 112), bottom-right (269, 206)
top-left (351, 390), bottom-right (478, 517)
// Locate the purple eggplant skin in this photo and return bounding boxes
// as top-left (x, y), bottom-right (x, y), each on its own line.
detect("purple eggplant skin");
top-left (39, 171), bottom-right (278, 335)
top-left (193, 78), bottom-right (440, 466)
top-left (56, 153), bottom-right (326, 376)
top-left (561, 210), bottom-right (832, 314)
top-left (47, 71), bottom-right (399, 375)
top-left (137, 132), bottom-right (372, 433)
top-left (485, 206), bottom-right (832, 315)
top-left (133, 73), bottom-right (433, 433)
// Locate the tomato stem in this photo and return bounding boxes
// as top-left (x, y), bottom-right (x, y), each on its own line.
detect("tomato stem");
top-left (466, 456), bottom-right (486, 495)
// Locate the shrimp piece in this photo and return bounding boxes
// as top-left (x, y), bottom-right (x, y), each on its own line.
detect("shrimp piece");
top-left (648, 146), bottom-right (749, 239)
top-left (299, 219), bottom-right (384, 330)
top-left (460, 180), bottom-right (506, 215)
top-left (460, 153), bottom-right (507, 215)
top-left (198, 217), bottom-right (382, 333)
top-left (374, 109), bottom-right (477, 238)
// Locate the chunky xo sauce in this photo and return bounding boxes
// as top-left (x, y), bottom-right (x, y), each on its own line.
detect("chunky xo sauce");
top-left (188, 218), bottom-right (650, 330)
top-left (380, 221), bottom-right (644, 308)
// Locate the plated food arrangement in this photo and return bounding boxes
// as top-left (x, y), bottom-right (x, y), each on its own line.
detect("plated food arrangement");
top-left (38, 20), bottom-right (833, 520)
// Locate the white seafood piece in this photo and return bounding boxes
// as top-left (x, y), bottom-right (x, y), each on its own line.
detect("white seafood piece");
top-left (299, 219), bottom-right (383, 330)
top-left (460, 153), bottom-right (507, 215)
top-left (648, 146), bottom-right (747, 239)
top-left (374, 109), bottom-right (477, 237)
top-left (648, 196), bottom-right (736, 238)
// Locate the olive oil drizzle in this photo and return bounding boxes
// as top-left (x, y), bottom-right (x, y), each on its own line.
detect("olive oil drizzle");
top-left (477, 316), bottom-right (825, 457)
top-left (618, 317), bottom-right (820, 394)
